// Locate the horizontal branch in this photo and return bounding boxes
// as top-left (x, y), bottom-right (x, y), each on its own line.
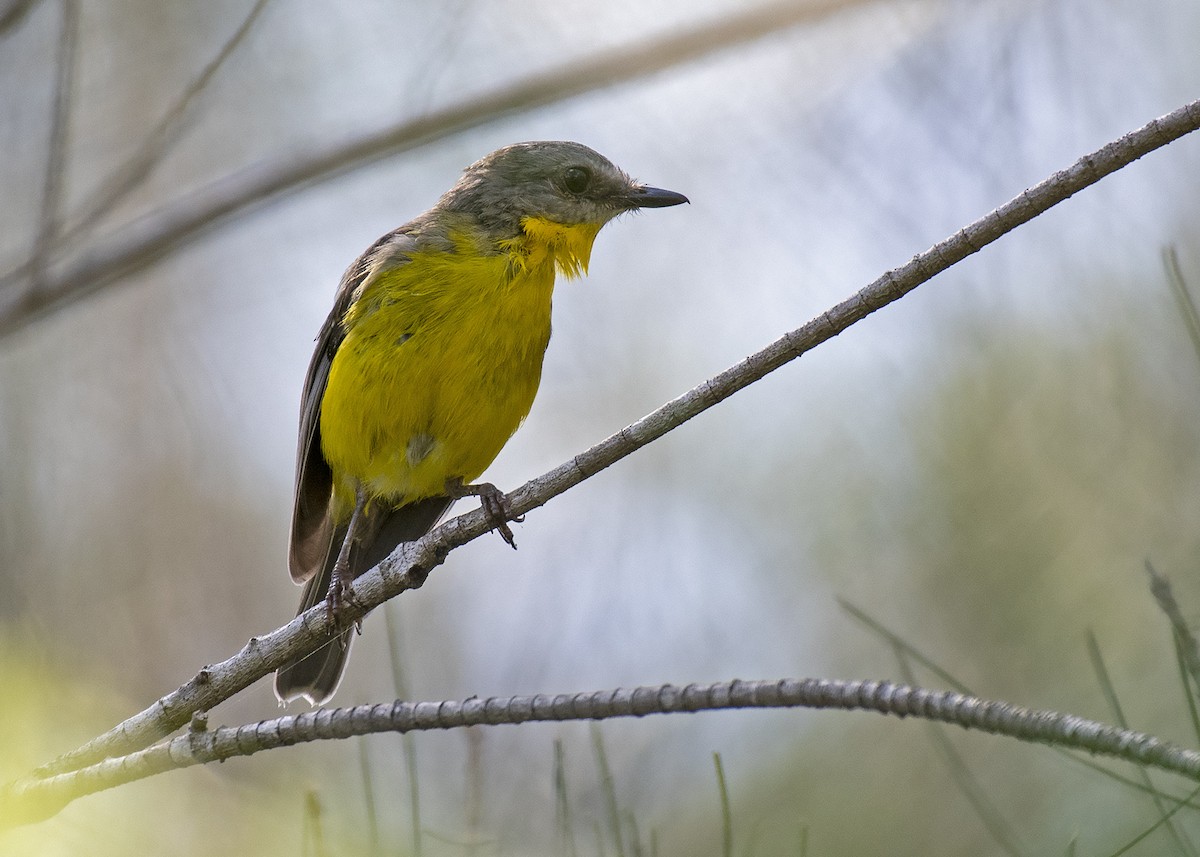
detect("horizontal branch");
top-left (6, 677), bottom-right (1200, 828)
top-left (21, 96), bottom-right (1200, 788)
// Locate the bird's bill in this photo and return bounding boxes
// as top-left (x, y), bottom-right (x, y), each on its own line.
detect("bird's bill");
top-left (628, 185), bottom-right (690, 209)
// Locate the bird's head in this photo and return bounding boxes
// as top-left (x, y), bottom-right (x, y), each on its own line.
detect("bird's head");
top-left (441, 140), bottom-right (688, 235)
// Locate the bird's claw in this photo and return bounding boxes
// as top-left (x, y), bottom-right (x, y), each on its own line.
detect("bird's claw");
top-left (447, 478), bottom-right (520, 549)
top-left (326, 572), bottom-right (364, 632)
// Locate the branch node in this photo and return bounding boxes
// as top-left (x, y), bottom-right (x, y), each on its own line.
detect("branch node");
top-left (188, 711), bottom-right (208, 734)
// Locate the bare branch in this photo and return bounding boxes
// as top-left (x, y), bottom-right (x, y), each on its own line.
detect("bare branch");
top-left (1146, 560), bottom-right (1200, 695)
top-left (7, 678), bottom-right (1200, 828)
top-left (1085, 631), bottom-right (1197, 854)
top-left (0, 0), bottom-right (864, 335)
top-left (27, 0), bottom-right (79, 291)
top-left (1163, 247), bottom-right (1200, 372)
top-left (0, 0), bottom-right (40, 35)
top-left (55, 0), bottom-right (273, 249)
top-left (22, 96), bottom-right (1200, 783)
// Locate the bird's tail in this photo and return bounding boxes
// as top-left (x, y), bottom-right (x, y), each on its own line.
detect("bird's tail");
top-left (273, 540), bottom-right (353, 707)
top-left (274, 495), bottom-right (454, 706)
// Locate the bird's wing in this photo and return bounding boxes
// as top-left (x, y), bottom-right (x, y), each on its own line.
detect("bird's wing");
top-left (287, 228), bottom-right (420, 583)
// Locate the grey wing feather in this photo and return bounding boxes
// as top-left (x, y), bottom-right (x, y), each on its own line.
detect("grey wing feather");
top-left (286, 228), bottom-right (419, 583)
top-left (279, 225), bottom-right (457, 706)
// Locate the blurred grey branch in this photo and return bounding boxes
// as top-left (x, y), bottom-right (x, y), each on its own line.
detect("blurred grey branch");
top-left (0, 0), bottom-right (852, 335)
top-left (8, 677), bottom-right (1200, 829)
top-left (1084, 629), bottom-right (1198, 854)
top-left (1146, 560), bottom-right (1200, 694)
top-left (5, 93), bottom-right (1200, 828)
top-left (1163, 246), bottom-right (1200, 369)
top-left (891, 650), bottom-right (1029, 857)
top-left (849, 595), bottom-right (1200, 812)
top-left (28, 0), bottom-right (79, 292)
top-left (0, 0), bottom-right (38, 36)
top-left (54, 0), bottom-right (273, 252)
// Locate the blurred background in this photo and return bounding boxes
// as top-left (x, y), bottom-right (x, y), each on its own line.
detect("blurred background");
top-left (3, 0), bottom-right (1200, 853)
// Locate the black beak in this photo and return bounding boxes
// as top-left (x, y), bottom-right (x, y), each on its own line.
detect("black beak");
top-left (628, 185), bottom-right (690, 209)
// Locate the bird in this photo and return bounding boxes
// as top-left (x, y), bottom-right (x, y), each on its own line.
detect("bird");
top-left (273, 140), bottom-right (688, 706)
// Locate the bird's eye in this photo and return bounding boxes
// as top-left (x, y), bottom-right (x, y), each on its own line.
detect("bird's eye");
top-left (562, 166), bottom-right (591, 194)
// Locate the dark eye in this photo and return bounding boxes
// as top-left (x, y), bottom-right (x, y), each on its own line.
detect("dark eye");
top-left (562, 166), bottom-right (591, 194)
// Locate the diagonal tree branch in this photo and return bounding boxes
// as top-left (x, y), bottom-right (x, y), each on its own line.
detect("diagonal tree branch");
top-left (53, 0), bottom-right (273, 250)
top-left (7, 678), bottom-right (1200, 828)
top-left (0, 0), bottom-right (41, 34)
top-left (21, 96), bottom-right (1200, 784)
top-left (0, 0), bottom-right (861, 335)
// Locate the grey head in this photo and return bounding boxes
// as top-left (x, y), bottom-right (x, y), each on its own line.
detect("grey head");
top-left (438, 141), bottom-right (688, 235)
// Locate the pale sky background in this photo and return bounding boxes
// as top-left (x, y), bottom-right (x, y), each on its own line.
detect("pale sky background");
top-left (3, 0), bottom-right (1200, 853)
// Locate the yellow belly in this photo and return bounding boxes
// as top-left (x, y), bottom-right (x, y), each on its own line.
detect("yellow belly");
top-left (319, 245), bottom-right (555, 519)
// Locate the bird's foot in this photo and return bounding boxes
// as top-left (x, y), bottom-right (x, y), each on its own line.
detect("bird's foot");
top-left (326, 561), bottom-right (365, 632)
top-left (446, 477), bottom-right (522, 549)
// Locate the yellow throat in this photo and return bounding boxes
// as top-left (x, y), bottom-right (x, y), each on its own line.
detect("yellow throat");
top-left (504, 216), bottom-right (604, 280)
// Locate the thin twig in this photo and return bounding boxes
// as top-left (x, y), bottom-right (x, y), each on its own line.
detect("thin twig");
top-left (1163, 247), bottom-right (1200, 370)
top-left (894, 648), bottom-right (1028, 857)
top-left (839, 597), bottom-right (973, 693)
top-left (1175, 636), bottom-right (1200, 748)
top-left (464, 726), bottom-right (484, 857)
top-left (8, 678), bottom-right (1200, 828)
top-left (847, 598), bottom-right (1200, 810)
top-left (592, 724), bottom-right (626, 857)
top-left (28, 0), bottom-right (79, 292)
top-left (1086, 631), bottom-right (1197, 857)
top-left (1109, 784), bottom-right (1200, 857)
top-left (357, 736), bottom-right (381, 857)
top-left (0, 0), bottom-right (40, 34)
top-left (554, 739), bottom-right (580, 857)
top-left (20, 96), bottom-right (1200, 783)
top-left (56, 0), bottom-right (273, 250)
top-left (382, 604), bottom-right (423, 856)
top-left (713, 752), bottom-right (733, 857)
top-left (1147, 560), bottom-right (1200, 694)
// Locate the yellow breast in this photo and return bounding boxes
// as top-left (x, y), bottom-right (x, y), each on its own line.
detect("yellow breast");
top-left (319, 218), bottom-right (599, 519)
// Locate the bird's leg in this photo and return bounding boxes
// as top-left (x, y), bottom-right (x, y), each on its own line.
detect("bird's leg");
top-left (328, 483), bottom-right (369, 628)
top-left (445, 477), bottom-right (522, 549)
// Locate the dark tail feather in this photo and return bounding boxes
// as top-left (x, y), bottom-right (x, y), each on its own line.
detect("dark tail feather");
top-left (274, 519), bottom-right (353, 706)
top-left (274, 496), bottom-right (454, 706)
